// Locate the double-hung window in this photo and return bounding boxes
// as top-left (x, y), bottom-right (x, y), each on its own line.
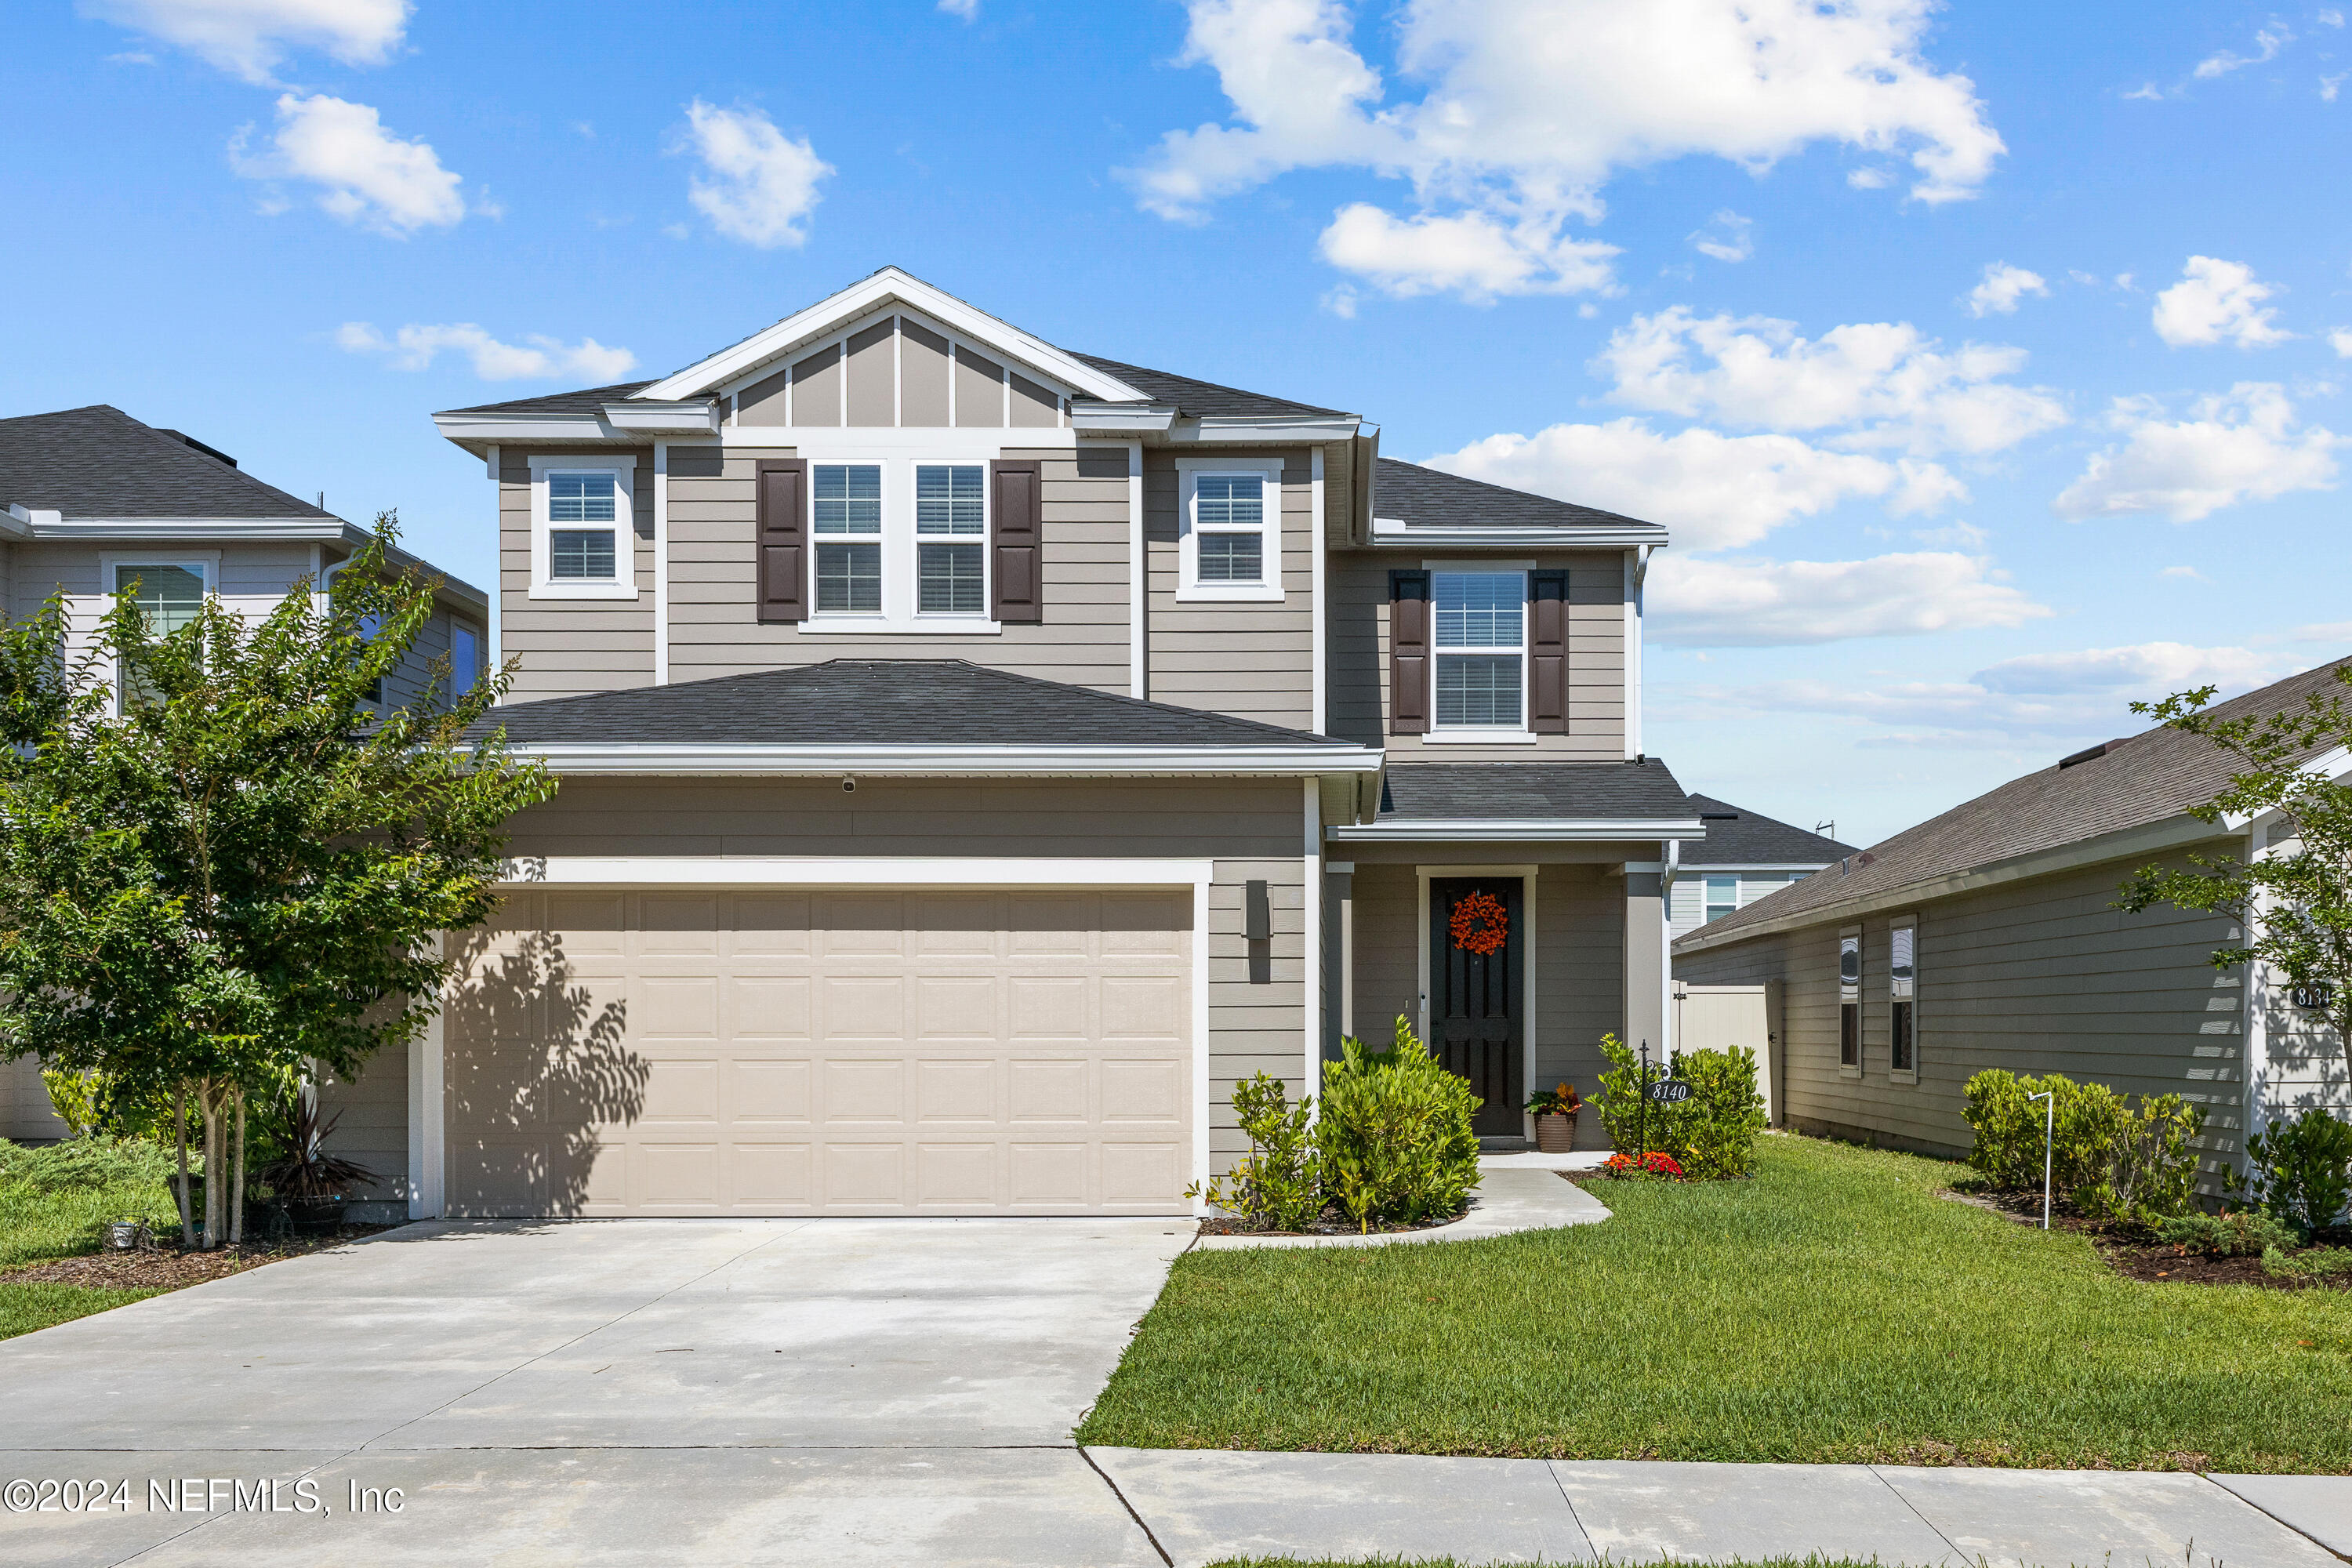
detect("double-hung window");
top-left (1432, 571), bottom-right (1526, 731)
top-left (1178, 463), bottom-right (1282, 601)
top-left (1889, 922), bottom-right (1918, 1077)
top-left (812, 463), bottom-right (884, 615)
top-left (1838, 931), bottom-right (1862, 1073)
top-left (450, 623), bottom-right (479, 700)
top-left (1704, 875), bottom-right (1739, 924)
top-left (914, 463), bottom-right (985, 615)
top-left (112, 561), bottom-right (205, 711)
top-left (548, 474), bottom-right (619, 581)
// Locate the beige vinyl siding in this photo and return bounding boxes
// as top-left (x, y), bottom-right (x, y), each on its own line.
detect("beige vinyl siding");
top-left (1142, 446), bottom-right (1314, 731)
top-left (900, 320), bottom-right (953, 426)
top-left (318, 1033), bottom-right (409, 1219)
top-left (1674, 845), bottom-right (2244, 1181)
top-left (664, 442), bottom-right (1131, 689)
top-left (1326, 548), bottom-right (1628, 759)
top-left (1348, 863), bottom-right (1421, 1048)
top-left (498, 448), bottom-right (656, 702)
top-left (499, 775), bottom-right (1310, 1174)
top-left (720, 314), bottom-right (1066, 432)
top-left (1, 1054), bottom-right (67, 1142)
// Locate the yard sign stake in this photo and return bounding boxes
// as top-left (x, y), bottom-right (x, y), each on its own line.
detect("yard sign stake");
top-left (2027, 1089), bottom-right (2053, 1229)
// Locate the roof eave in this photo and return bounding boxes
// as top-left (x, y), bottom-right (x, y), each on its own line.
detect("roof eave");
top-left (1331, 816), bottom-right (1707, 842)
top-left (603, 401), bottom-right (720, 434)
top-left (1069, 402), bottom-right (1176, 434)
top-left (1372, 519), bottom-right (1671, 549)
top-left (1164, 415), bottom-right (1363, 444)
top-left (499, 742), bottom-right (1386, 777)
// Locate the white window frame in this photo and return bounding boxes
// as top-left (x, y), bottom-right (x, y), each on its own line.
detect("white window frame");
top-left (1425, 562), bottom-right (1534, 745)
top-left (528, 456), bottom-right (638, 601)
top-left (1703, 874), bottom-right (1739, 924)
top-left (767, 436), bottom-right (1006, 636)
top-left (1838, 925), bottom-right (1863, 1080)
top-left (1889, 915), bottom-right (1918, 1085)
top-left (449, 621), bottom-right (481, 700)
top-left (910, 460), bottom-right (990, 621)
top-left (1175, 457), bottom-right (1284, 602)
top-left (809, 459), bottom-right (888, 622)
top-left (100, 552), bottom-right (219, 713)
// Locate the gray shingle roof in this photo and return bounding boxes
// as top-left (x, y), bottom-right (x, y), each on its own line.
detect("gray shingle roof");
top-left (1682, 795), bottom-right (1857, 866)
top-left (1682, 657), bottom-right (2352, 946)
top-left (440, 382), bottom-right (658, 417)
top-left (1379, 760), bottom-right (1695, 822)
top-left (1377, 459), bottom-right (1662, 532)
top-left (1070, 355), bottom-right (1354, 419)
top-left (0, 405), bottom-right (334, 521)
top-left (475, 659), bottom-right (1365, 748)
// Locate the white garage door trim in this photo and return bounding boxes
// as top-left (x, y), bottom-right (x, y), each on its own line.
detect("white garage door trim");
top-left (412, 857), bottom-right (1213, 1220)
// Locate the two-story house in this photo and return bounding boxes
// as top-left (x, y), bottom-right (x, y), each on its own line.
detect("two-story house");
top-left (0, 403), bottom-right (489, 1146)
top-left (347, 267), bottom-right (1697, 1221)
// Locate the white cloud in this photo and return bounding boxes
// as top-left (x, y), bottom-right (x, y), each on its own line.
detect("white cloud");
top-left (2123, 82), bottom-right (2166, 101)
top-left (82, 0), bottom-right (408, 85)
top-left (2332, 328), bottom-right (2352, 357)
top-left (1690, 210), bottom-right (1753, 263)
top-left (1595, 307), bottom-right (2067, 456)
top-left (1846, 166), bottom-right (1893, 189)
top-left (1426, 420), bottom-right (1960, 555)
top-left (336, 322), bottom-right (637, 382)
top-left (674, 100), bottom-right (832, 249)
top-left (2054, 383), bottom-right (2341, 521)
top-left (1126, 0), bottom-right (2004, 301)
top-left (938, 0), bottom-right (978, 16)
top-left (2160, 564), bottom-right (2203, 579)
top-left (1317, 203), bottom-right (1617, 301)
top-left (2322, 8), bottom-right (2345, 26)
top-left (2325, 73), bottom-right (2347, 100)
top-left (1647, 551), bottom-right (2048, 648)
top-left (2194, 24), bottom-right (2291, 78)
top-left (1965, 261), bottom-right (2049, 317)
top-left (2152, 255), bottom-right (2292, 347)
top-left (230, 93), bottom-right (463, 235)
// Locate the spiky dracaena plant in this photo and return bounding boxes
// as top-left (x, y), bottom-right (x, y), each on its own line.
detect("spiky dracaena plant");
top-left (0, 518), bottom-right (554, 1247)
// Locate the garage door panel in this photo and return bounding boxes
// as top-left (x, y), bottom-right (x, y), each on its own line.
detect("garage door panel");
top-left (728, 1058), bottom-right (812, 1123)
top-left (445, 887), bottom-right (1192, 1217)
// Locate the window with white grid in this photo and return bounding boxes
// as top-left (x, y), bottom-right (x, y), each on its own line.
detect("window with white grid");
top-left (914, 463), bottom-right (986, 615)
top-left (812, 463), bottom-right (884, 615)
top-left (1432, 570), bottom-right (1526, 730)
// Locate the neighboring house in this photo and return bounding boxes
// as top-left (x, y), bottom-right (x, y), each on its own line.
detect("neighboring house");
top-left (0, 404), bottom-right (490, 1145)
top-left (1667, 796), bottom-right (1854, 940)
top-left (1671, 657), bottom-right (2352, 1186)
top-left (328, 265), bottom-right (1701, 1221)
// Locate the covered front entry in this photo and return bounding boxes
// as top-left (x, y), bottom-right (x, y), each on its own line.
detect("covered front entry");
top-left (1428, 877), bottom-right (1524, 1138)
top-left (441, 886), bottom-right (1195, 1218)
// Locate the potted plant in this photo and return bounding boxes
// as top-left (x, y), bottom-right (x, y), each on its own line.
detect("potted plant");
top-left (1525, 1082), bottom-right (1583, 1152)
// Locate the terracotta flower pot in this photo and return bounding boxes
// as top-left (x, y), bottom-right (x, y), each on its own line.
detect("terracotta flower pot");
top-left (1534, 1112), bottom-right (1578, 1153)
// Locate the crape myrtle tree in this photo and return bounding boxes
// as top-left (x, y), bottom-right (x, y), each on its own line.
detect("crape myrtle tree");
top-left (0, 518), bottom-right (554, 1247)
top-left (2119, 666), bottom-right (2352, 1064)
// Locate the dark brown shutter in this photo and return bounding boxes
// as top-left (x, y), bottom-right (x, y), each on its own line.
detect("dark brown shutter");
top-left (1388, 569), bottom-right (1430, 735)
top-left (1529, 568), bottom-right (1568, 733)
top-left (991, 459), bottom-right (1042, 623)
top-left (755, 459), bottom-right (807, 623)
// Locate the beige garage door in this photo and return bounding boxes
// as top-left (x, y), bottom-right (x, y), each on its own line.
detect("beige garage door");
top-left (441, 887), bottom-right (1193, 1217)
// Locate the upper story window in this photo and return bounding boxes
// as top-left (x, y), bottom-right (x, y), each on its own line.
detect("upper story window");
top-left (450, 623), bottom-right (479, 702)
top-left (1704, 875), bottom-right (1738, 924)
top-left (915, 463), bottom-right (985, 615)
top-left (1177, 460), bottom-right (1283, 602)
top-left (112, 560), bottom-right (207, 711)
top-left (529, 457), bottom-right (637, 601)
top-left (812, 463), bottom-right (883, 615)
top-left (1432, 570), bottom-right (1525, 732)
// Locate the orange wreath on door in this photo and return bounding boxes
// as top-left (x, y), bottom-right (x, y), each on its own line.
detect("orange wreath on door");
top-left (1450, 891), bottom-right (1509, 956)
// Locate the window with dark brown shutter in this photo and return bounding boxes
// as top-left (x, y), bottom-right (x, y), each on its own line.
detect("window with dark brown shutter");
top-left (755, 459), bottom-right (807, 623)
top-left (1529, 568), bottom-right (1568, 733)
top-left (990, 459), bottom-right (1042, 623)
top-left (1389, 568), bottom-right (1430, 735)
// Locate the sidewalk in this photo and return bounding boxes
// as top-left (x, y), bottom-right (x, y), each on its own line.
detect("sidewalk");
top-left (1085, 1447), bottom-right (2352, 1567)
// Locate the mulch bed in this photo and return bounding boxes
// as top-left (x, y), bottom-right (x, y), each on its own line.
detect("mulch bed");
top-left (0, 1225), bottom-right (394, 1290)
top-left (1943, 1185), bottom-right (2348, 1290)
top-left (1199, 1204), bottom-right (1468, 1238)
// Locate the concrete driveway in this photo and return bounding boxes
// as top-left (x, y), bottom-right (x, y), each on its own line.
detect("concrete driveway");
top-left (0, 1217), bottom-right (1192, 1566)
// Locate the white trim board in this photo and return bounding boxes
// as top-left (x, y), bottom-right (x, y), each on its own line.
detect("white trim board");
top-left (497, 855), bottom-right (1215, 888)
top-left (1331, 818), bottom-right (1705, 842)
top-left (514, 742), bottom-right (1385, 777)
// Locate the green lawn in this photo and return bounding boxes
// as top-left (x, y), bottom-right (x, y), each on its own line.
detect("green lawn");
top-left (0, 1156), bottom-right (182, 1340)
top-left (1080, 1134), bottom-right (2352, 1471)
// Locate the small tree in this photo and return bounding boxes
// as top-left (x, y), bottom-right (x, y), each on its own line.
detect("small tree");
top-left (0, 519), bottom-right (554, 1247)
top-left (2119, 666), bottom-right (2352, 1066)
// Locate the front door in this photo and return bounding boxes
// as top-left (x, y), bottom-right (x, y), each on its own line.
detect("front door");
top-left (1428, 877), bottom-right (1523, 1139)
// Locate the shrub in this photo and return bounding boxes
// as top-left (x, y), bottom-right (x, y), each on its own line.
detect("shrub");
top-left (1602, 1151), bottom-right (1683, 1181)
top-left (2232, 1106), bottom-right (2352, 1240)
top-left (41, 1071), bottom-right (100, 1139)
top-left (2157, 1209), bottom-right (2299, 1257)
top-left (0, 1137), bottom-right (179, 1195)
top-left (1319, 1016), bottom-right (1482, 1229)
top-left (1592, 1034), bottom-right (1765, 1179)
top-left (2262, 1243), bottom-right (2352, 1283)
top-left (1962, 1070), bottom-right (2205, 1221)
top-left (1189, 1073), bottom-right (1321, 1231)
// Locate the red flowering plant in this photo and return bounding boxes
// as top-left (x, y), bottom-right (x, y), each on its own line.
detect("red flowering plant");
top-left (1602, 1151), bottom-right (1685, 1181)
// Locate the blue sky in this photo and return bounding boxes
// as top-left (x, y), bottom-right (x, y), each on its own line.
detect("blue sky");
top-left (5, 0), bottom-right (2349, 844)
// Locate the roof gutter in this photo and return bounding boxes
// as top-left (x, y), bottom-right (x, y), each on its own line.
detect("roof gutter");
top-left (1329, 815), bottom-right (1708, 843)
top-left (503, 742), bottom-right (1387, 778)
top-left (1371, 521), bottom-right (1671, 549)
top-left (1671, 811), bottom-right (2236, 956)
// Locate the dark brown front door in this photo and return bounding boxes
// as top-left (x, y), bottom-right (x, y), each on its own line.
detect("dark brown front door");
top-left (1429, 877), bottom-right (1523, 1139)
